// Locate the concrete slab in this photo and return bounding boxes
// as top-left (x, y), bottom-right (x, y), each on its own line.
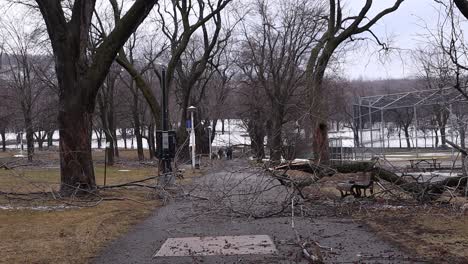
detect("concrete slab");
top-left (154, 235), bottom-right (277, 257)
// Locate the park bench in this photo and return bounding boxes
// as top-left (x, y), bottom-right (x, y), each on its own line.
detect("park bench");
top-left (407, 158), bottom-right (441, 172)
top-left (336, 173), bottom-right (374, 198)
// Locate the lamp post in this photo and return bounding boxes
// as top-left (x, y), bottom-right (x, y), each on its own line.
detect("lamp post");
top-left (188, 106), bottom-right (197, 169)
top-left (208, 126), bottom-right (212, 160)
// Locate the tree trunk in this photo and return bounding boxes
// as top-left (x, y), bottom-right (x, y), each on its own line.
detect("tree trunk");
top-left (221, 119), bottom-right (225, 134)
top-left (25, 117), bottom-right (34, 162)
top-left (113, 128), bottom-right (119, 158)
top-left (58, 109), bottom-right (96, 195)
top-left (104, 130), bottom-right (115, 166)
top-left (434, 129), bottom-right (439, 147)
top-left (308, 73), bottom-right (330, 164)
top-left (269, 107), bottom-right (283, 163)
top-left (47, 130), bottom-right (54, 148)
top-left (459, 126), bottom-right (466, 176)
top-left (247, 119), bottom-right (265, 162)
top-left (132, 83), bottom-right (144, 161)
top-left (94, 129), bottom-right (102, 149)
top-left (135, 123), bottom-right (144, 160)
top-left (1, 129), bottom-right (5, 152)
top-left (148, 124), bottom-right (155, 159)
top-left (440, 126), bottom-right (447, 145)
top-left (122, 128), bottom-right (128, 149)
top-left (37, 132), bottom-right (44, 151)
top-left (404, 125), bottom-right (411, 148)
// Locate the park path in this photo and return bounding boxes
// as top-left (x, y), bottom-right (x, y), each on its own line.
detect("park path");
top-left (92, 159), bottom-right (426, 264)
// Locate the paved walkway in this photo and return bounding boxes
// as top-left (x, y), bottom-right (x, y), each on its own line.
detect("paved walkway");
top-left (92, 160), bottom-right (426, 263)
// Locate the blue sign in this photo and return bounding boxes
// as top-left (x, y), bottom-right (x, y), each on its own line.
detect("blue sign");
top-left (186, 120), bottom-right (192, 129)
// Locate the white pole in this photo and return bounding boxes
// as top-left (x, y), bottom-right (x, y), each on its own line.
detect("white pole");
top-left (191, 111), bottom-right (196, 169)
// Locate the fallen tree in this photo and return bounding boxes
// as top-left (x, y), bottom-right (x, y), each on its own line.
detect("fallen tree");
top-left (270, 160), bottom-right (467, 202)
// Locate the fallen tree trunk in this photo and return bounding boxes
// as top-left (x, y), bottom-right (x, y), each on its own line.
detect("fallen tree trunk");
top-left (372, 166), bottom-right (466, 201)
top-left (272, 161), bottom-right (467, 201)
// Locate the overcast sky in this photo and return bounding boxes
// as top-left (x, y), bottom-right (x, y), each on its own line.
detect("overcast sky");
top-left (343, 0), bottom-right (463, 80)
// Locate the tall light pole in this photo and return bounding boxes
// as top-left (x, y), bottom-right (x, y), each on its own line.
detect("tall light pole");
top-left (208, 126), bottom-right (212, 160)
top-left (157, 67), bottom-right (176, 186)
top-left (188, 106), bottom-right (197, 169)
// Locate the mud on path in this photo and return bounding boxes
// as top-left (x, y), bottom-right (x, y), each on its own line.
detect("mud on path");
top-left (92, 160), bottom-right (427, 264)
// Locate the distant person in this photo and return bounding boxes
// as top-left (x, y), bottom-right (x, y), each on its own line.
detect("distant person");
top-left (226, 147), bottom-right (233, 160)
top-left (218, 148), bottom-right (224, 160)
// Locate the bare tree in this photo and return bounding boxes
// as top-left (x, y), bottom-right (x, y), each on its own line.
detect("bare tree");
top-left (306, 0), bottom-right (404, 164)
top-left (0, 18), bottom-right (49, 161)
top-left (238, 0), bottom-right (321, 163)
top-left (31, 0), bottom-right (157, 195)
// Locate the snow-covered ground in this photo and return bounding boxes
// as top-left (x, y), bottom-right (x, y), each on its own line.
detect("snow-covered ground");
top-left (3, 120), bottom-right (461, 154)
top-left (3, 119), bottom-right (251, 150)
top-left (329, 124), bottom-right (462, 148)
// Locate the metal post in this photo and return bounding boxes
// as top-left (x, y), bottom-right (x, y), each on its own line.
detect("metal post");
top-left (160, 68), bottom-right (173, 184)
top-left (358, 99), bottom-right (363, 148)
top-left (208, 126), bottom-right (212, 160)
top-left (369, 106), bottom-right (373, 152)
top-left (104, 143), bottom-right (108, 186)
top-left (381, 109), bottom-right (385, 158)
top-left (191, 110), bottom-right (196, 169)
top-left (414, 106), bottom-right (419, 158)
top-left (358, 100), bottom-right (363, 160)
top-left (228, 119), bottom-right (231, 147)
top-left (20, 130), bottom-right (24, 156)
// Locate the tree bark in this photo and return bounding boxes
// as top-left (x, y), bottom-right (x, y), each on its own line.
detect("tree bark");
top-left (25, 116), bottom-right (34, 162)
top-left (58, 109), bottom-right (96, 194)
top-left (269, 106), bottom-right (284, 163)
top-left (455, 0), bottom-right (468, 20)
top-left (1, 129), bottom-right (6, 152)
top-left (121, 128), bottom-right (128, 149)
top-left (47, 130), bottom-right (54, 148)
top-left (403, 125), bottom-right (411, 148)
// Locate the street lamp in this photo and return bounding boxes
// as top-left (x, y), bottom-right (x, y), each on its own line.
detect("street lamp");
top-left (188, 106), bottom-right (197, 169)
top-left (207, 125), bottom-right (212, 160)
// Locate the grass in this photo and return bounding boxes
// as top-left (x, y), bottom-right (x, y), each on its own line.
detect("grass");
top-left (0, 189), bottom-right (159, 264)
top-left (0, 149), bottom-right (163, 264)
top-left (364, 207), bottom-right (468, 263)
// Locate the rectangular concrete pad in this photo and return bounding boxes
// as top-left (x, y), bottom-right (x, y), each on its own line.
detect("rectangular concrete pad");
top-left (154, 235), bottom-right (277, 257)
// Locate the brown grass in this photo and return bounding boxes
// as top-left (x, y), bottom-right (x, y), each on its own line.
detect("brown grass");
top-left (0, 149), bottom-right (162, 264)
top-left (363, 207), bottom-right (468, 263)
top-left (0, 189), bottom-right (159, 264)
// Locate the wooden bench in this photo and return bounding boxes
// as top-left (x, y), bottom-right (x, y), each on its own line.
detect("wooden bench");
top-left (336, 173), bottom-right (374, 198)
top-left (408, 158), bottom-right (441, 171)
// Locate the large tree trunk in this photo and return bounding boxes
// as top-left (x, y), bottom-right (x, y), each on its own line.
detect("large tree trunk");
top-left (269, 107), bottom-right (283, 163)
top-left (247, 118), bottom-right (265, 162)
top-left (58, 109), bottom-right (96, 195)
top-left (310, 81), bottom-right (330, 164)
top-left (440, 126), bottom-right (447, 145)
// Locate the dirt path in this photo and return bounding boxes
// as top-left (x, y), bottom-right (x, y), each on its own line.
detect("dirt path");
top-left (92, 160), bottom-right (427, 263)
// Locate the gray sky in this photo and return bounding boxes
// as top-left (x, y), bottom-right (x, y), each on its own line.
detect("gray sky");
top-left (343, 0), bottom-right (455, 80)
